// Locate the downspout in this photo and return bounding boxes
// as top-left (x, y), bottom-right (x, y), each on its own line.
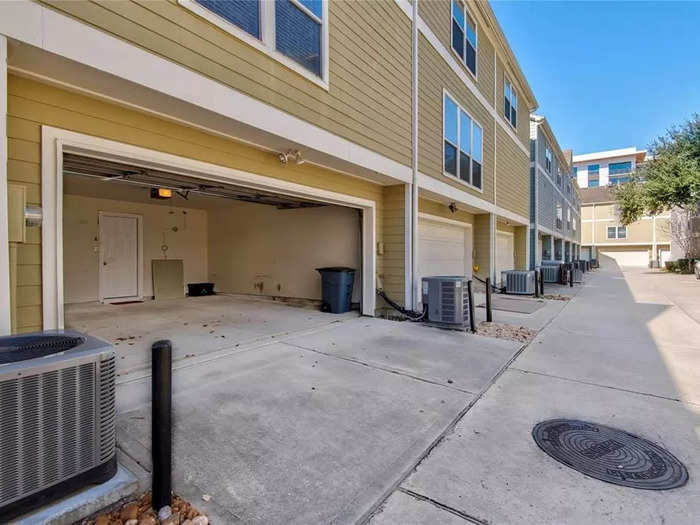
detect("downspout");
top-left (411, 0), bottom-right (419, 309)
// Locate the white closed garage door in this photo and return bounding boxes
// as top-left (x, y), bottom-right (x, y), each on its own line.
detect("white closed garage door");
top-left (496, 232), bottom-right (515, 283)
top-left (599, 249), bottom-right (649, 267)
top-left (418, 217), bottom-right (472, 283)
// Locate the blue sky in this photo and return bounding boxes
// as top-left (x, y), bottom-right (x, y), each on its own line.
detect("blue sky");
top-left (490, 1), bottom-right (700, 155)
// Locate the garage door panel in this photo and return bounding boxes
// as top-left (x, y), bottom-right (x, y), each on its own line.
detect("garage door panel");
top-left (599, 249), bottom-right (649, 267)
top-left (496, 233), bottom-right (514, 281)
top-left (418, 219), bottom-right (471, 281)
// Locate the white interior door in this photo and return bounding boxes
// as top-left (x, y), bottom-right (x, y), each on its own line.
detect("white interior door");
top-left (418, 218), bottom-right (471, 284)
top-left (496, 232), bottom-right (515, 283)
top-left (99, 213), bottom-right (140, 301)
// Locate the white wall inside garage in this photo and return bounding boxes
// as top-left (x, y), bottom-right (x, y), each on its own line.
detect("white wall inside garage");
top-left (208, 202), bottom-right (361, 302)
top-left (63, 194), bottom-right (208, 303)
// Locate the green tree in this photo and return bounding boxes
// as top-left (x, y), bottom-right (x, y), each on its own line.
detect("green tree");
top-left (615, 115), bottom-right (700, 269)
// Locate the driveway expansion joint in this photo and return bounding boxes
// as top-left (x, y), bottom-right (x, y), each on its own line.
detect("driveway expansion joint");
top-left (509, 368), bottom-right (700, 407)
top-left (396, 487), bottom-right (489, 524)
top-left (279, 340), bottom-right (477, 395)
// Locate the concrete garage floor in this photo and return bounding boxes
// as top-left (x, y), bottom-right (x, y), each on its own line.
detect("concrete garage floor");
top-left (373, 261), bottom-right (700, 524)
top-left (65, 294), bottom-right (357, 375)
top-left (113, 316), bottom-right (524, 524)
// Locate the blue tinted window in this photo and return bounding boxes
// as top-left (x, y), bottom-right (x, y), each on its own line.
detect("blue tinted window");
top-left (472, 124), bottom-right (482, 163)
top-left (609, 161), bottom-right (632, 174)
top-left (298, 0), bottom-right (322, 18)
top-left (196, 0), bottom-right (260, 38)
top-left (452, 0), bottom-right (465, 29)
top-left (589, 179), bottom-right (599, 187)
top-left (444, 96), bottom-right (458, 144)
top-left (587, 164), bottom-right (599, 174)
top-left (459, 111), bottom-right (471, 154)
top-left (276, 0), bottom-right (321, 75)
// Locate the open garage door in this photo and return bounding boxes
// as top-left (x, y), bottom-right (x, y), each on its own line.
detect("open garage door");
top-left (418, 216), bottom-right (472, 285)
top-left (599, 248), bottom-right (649, 267)
top-left (496, 232), bottom-right (514, 283)
top-left (61, 153), bottom-right (363, 314)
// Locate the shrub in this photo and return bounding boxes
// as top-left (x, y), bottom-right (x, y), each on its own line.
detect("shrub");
top-left (665, 261), bottom-right (676, 271)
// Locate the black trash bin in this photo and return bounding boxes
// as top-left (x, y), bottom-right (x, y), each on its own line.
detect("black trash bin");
top-left (316, 267), bottom-right (356, 313)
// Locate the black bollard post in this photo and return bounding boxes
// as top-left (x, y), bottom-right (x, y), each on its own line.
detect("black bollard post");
top-left (485, 277), bottom-right (493, 322)
top-left (534, 269), bottom-right (539, 298)
top-left (152, 340), bottom-right (173, 513)
top-left (467, 280), bottom-right (476, 333)
top-left (540, 268), bottom-right (545, 295)
top-left (569, 264), bottom-right (574, 288)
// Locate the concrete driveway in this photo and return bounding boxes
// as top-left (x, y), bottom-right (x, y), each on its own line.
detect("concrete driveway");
top-left (374, 261), bottom-right (700, 524)
top-left (115, 316), bottom-right (523, 524)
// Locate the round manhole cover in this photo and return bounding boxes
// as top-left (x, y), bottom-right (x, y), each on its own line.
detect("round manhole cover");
top-left (532, 419), bottom-right (688, 490)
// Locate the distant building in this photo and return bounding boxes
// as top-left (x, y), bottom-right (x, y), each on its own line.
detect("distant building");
top-left (573, 146), bottom-right (672, 266)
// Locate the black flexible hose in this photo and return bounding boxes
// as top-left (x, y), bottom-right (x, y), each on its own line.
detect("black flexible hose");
top-left (471, 275), bottom-right (504, 293)
top-left (376, 289), bottom-right (427, 321)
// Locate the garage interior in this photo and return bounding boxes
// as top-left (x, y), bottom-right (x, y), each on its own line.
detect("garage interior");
top-left (61, 154), bottom-right (362, 369)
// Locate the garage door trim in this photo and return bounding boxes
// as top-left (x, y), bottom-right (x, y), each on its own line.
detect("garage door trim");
top-left (41, 126), bottom-right (377, 329)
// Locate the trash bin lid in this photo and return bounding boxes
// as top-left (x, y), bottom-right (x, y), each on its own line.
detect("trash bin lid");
top-left (316, 267), bottom-right (356, 273)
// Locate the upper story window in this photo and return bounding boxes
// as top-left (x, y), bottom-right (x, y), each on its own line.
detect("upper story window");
top-left (185, 0), bottom-right (327, 86)
top-left (545, 146), bottom-right (553, 173)
top-left (567, 208), bottom-right (572, 229)
top-left (609, 161), bottom-right (632, 185)
top-left (556, 203), bottom-right (563, 230)
top-left (556, 166), bottom-right (562, 186)
top-left (503, 78), bottom-right (517, 128)
top-left (607, 225), bottom-right (626, 239)
top-left (566, 180), bottom-right (571, 194)
top-left (444, 92), bottom-right (483, 190)
top-left (451, 0), bottom-right (477, 76)
top-left (587, 164), bottom-right (599, 187)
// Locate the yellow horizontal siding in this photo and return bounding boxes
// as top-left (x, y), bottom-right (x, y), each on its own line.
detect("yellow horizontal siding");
top-left (419, 198), bottom-right (474, 225)
top-left (419, 0), bottom-right (495, 107)
top-left (495, 53), bottom-right (529, 148)
top-left (495, 126), bottom-right (529, 219)
top-left (418, 36), bottom-right (495, 203)
top-left (380, 185), bottom-right (406, 306)
top-left (7, 74), bottom-right (389, 330)
top-left (472, 213), bottom-right (491, 279)
top-left (40, 0), bottom-right (412, 166)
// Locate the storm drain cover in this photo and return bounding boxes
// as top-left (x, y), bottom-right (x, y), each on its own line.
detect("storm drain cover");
top-left (532, 419), bottom-right (688, 490)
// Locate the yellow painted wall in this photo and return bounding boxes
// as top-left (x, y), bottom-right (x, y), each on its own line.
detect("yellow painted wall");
top-left (581, 204), bottom-right (594, 220)
top-left (473, 213), bottom-right (492, 279)
top-left (419, 0), bottom-right (495, 106)
top-left (495, 126), bottom-right (529, 219)
top-left (582, 221), bottom-right (593, 244)
top-left (6, 74), bottom-right (387, 331)
top-left (418, 36), bottom-right (495, 202)
top-left (381, 185), bottom-right (406, 305)
top-left (514, 225), bottom-right (528, 270)
top-left (62, 193), bottom-right (209, 303)
top-left (39, 0), bottom-right (413, 166)
top-left (208, 202), bottom-right (361, 301)
top-left (419, 198), bottom-right (475, 225)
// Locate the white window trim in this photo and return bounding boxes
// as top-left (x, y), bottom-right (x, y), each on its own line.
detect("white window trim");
top-left (41, 126), bottom-right (377, 329)
top-left (442, 89), bottom-right (484, 193)
top-left (606, 225), bottom-right (627, 239)
top-left (450, 0), bottom-right (478, 80)
top-left (503, 75), bottom-right (517, 130)
top-left (178, 0), bottom-right (330, 90)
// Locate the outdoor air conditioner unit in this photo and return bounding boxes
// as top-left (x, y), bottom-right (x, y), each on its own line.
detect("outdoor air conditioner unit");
top-left (421, 276), bottom-right (470, 329)
top-left (502, 270), bottom-right (535, 295)
top-left (0, 331), bottom-right (117, 522)
top-left (540, 262), bottom-right (561, 283)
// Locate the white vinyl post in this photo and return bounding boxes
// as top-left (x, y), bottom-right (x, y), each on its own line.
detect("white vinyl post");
top-left (0, 35), bottom-right (11, 335)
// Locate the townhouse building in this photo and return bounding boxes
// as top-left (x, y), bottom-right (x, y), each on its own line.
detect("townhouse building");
top-left (529, 115), bottom-right (581, 267)
top-left (1, 0), bottom-right (537, 335)
top-left (574, 148), bottom-right (671, 267)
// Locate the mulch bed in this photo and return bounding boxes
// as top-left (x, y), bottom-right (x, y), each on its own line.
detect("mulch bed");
top-left (82, 492), bottom-right (208, 525)
top-left (475, 322), bottom-right (537, 343)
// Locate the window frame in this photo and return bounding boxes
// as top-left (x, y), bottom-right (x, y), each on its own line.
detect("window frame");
top-left (450, 0), bottom-right (478, 79)
top-left (179, 0), bottom-right (329, 89)
top-left (607, 225), bottom-right (626, 239)
top-left (503, 76), bottom-right (517, 129)
top-left (442, 90), bottom-right (484, 192)
top-left (544, 145), bottom-right (553, 173)
top-left (556, 203), bottom-right (563, 230)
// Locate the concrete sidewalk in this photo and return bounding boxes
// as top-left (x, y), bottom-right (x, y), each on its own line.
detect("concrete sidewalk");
top-left (371, 262), bottom-right (700, 524)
